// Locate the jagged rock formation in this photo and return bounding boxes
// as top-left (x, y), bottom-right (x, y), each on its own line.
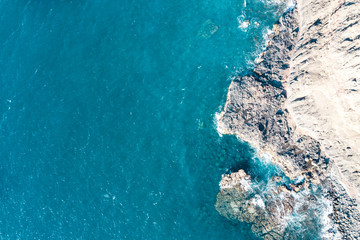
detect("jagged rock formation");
top-left (216, 1), bottom-right (360, 239)
top-left (215, 169), bottom-right (337, 239)
top-left (215, 170), bottom-right (294, 240)
top-left (218, 7), bottom-right (329, 184)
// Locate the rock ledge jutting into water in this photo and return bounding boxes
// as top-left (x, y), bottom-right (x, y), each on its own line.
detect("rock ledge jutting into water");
top-left (216, 0), bottom-right (360, 239)
top-left (215, 170), bottom-right (294, 240)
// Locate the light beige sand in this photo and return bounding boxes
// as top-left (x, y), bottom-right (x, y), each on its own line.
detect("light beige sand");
top-left (286, 0), bottom-right (360, 200)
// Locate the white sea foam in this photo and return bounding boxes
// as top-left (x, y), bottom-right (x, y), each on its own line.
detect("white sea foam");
top-left (259, 152), bottom-right (272, 164)
top-left (317, 196), bottom-right (342, 239)
top-left (239, 178), bottom-right (252, 192)
top-left (238, 20), bottom-right (250, 30)
top-left (253, 194), bottom-right (265, 209)
top-left (264, 28), bottom-right (274, 46)
top-left (214, 111), bottom-right (226, 137)
top-left (261, 0), bottom-right (294, 8)
top-left (253, 27), bottom-right (274, 64)
top-left (286, 0), bottom-right (296, 11)
top-left (252, 0), bottom-right (297, 64)
top-left (237, 15), bottom-right (250, 31)
top-left (294, 175), bottom-right (305, 184)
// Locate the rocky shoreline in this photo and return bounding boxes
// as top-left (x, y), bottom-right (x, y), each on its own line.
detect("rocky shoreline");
top-left (215, 169), bottom-right (337, 239)
top-left (216, 1), bottom-right (360, 239)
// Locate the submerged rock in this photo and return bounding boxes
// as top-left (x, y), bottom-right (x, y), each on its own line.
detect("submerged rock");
top-left (197, 19), bottom-right (219, 39)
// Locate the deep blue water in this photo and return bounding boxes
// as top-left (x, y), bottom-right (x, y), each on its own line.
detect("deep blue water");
top-left (0, 0), bottom-right (289, 239)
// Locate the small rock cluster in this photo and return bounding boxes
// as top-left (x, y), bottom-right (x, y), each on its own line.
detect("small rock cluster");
top-left (215, 170), bottom-right (296, 240)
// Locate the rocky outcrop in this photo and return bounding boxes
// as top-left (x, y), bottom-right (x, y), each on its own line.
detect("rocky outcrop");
top-left (215, 169), bottom-right (337, 239)
top-left (218, 7), bottom-right (329, 184)
top-left (215, 170), bottom-right (294, 240)
top-left (216, 1), bottom-right (360, 239)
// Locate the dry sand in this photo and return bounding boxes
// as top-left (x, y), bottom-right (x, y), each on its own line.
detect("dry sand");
top-left (287, 0), bottom-right (360, 200)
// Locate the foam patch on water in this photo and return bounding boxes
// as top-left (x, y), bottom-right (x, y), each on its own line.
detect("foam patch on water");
top-left (261, 0), bottom-right (294, 8)
top-left (259, 152), bottom-right (272, 164)
top-left (214, 112), bottom-right (223, 137)
top-left (252, 194), bottom-right (265, 209)
top-left (252, 27), bottom-right (274, 64)
top-left (293, 175), bottom-right (305, 185)
top-left (317, 196), bottom-right (342, 239)
top-left (237, 15), bottom-right (250, 31)
top-left (286, 0), bottom-right (296, 11)
top-left (264, 27), bottom-right (274, 45)
top-left (214, 111), bottom-right (230, 137)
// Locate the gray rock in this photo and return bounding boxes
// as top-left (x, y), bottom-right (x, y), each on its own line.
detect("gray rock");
top-left (216, 4), bottom-right (360, 239)
top-left (215, 169), bottom-right (318, 240)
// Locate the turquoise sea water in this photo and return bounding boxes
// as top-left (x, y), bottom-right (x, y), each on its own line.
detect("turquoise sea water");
top-left (0, 0), bottom-right (297, 239)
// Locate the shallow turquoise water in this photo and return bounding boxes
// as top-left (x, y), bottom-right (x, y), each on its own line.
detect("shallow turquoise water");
top-left (0, 0), bottom-right (291, 239)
